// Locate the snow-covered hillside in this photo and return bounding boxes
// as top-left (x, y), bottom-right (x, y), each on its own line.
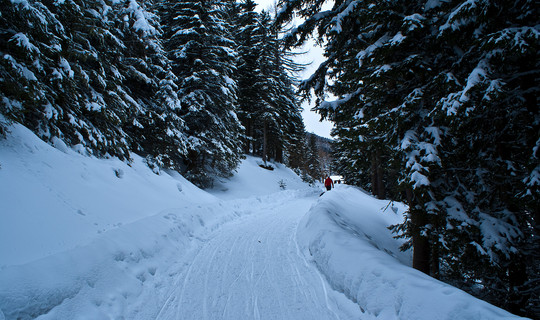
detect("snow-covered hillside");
top-left (0, 124), bottom-right (526, 319)
top-left (0, 124), bottom-right (216, 266)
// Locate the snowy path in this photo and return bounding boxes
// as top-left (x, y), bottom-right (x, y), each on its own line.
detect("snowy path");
top-left (155, 196), bottom-right (358, 320)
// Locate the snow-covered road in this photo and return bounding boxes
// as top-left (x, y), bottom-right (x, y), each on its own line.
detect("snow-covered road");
top-left (155, 196), bottom-right (358, 320)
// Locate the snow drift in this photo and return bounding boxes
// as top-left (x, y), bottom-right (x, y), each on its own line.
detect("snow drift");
top-left (297, 185), bottom-right (526, 319)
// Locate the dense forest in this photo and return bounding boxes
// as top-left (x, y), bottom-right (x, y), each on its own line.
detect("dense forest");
top-left (0, 0), bottom-right (326, 187)
top-left (276, 0), bottom-right (538, 317)
top-left (1, 0), bottom-right (538, 317)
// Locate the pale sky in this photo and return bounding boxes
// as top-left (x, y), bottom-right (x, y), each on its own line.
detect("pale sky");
top-left (253, 0), bottom-right (334, 139)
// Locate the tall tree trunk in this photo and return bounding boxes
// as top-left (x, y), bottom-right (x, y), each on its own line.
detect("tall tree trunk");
top-left (262, 120), bottom-right (268, 165)
top-left (431, 240), bottom-right (440, 279)
top-left (244, 119), bottom-right (251, 154)
top-left (376, 150), bottom-right (385, 199)
top-left (250, 119), bottom-right (255, 154)
top-left (371, 151), bottom-right (386, 199)
top-left (507, 256), bottom-right (527, 314)
top-left (371, 153), bottom-right (378, 196)
top-left (406, 189), bottom-right (431, 275)
top-left (429, 203), bottom-right (440, 279)
top-left (275, 145), bottom-right (283, 163)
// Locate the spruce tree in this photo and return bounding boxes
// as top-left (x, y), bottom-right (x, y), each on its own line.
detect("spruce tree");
top-left (306, 133), bottom-right (321, 180)
top-left (117, 0), bottom-right (187, 170)
top-left (235, 5), bottom-right (305, 166)
top-left (1, 0), bottom-right (184, 166)
top-left (1, 0), bottom-right (133, 159)
top-left (425, 0), bottom-right (539, 314)
top-left (276, 0), bottom-right (539, 315)
top-left (235, 0), bottom-right (260, 154)
top-left (162, 0), bottom-right (244, 187)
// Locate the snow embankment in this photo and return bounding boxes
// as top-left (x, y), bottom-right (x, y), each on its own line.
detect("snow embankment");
top-left (209, 155), bottom-right (310, 200)
top-left (0, 123), bottom-right (215, 267)
top-left (297, 185), bottom-right (526, 320)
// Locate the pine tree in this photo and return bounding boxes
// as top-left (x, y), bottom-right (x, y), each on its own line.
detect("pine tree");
top-left (1, 0), bottom-right (185, 165)
top-left (276, 0), bottom-right (539, 316)
top-left (237, 10), bottom-right (280, 163)
top-left (424, 0), bottom-right (539, 314)
top-left (117, 0), bottom-right (187, 170)
top-left (1, 0), bottom-right (134, 159)
top-left (235, 5), bottom-right (305, 166)
top-left (305, 133), bottom-right (321, 180)
top-left (161, 0), bottom-right (244, 187)
top-left (234, 0), bottom-right (259, 154)
top-left (0, 0), bottom-right (62, 134)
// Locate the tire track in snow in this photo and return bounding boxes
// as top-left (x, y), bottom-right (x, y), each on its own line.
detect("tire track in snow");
top-left (155, 195), bottom-right (352, 320)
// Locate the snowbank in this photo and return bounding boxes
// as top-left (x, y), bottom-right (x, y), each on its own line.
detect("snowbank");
top-left (209, 155), bottom-right (311, 200)
top-left (0, 123), bottom-right (215, 267)
top-left (296, 185), bottom-right (526, 320)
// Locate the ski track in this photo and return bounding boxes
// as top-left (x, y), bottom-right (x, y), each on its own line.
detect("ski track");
top-left (155, 195), bottom-right (350, 320)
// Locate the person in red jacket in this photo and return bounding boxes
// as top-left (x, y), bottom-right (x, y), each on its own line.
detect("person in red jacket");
top-left (324, 176), bottom-right (334, 191)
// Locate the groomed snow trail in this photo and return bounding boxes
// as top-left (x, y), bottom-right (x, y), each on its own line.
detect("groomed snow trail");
top-left (155, 195), bottom-right (359, 320)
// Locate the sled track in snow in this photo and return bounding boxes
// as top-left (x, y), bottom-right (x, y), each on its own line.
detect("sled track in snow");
top-left (154, 196), bottom-right (354, 320)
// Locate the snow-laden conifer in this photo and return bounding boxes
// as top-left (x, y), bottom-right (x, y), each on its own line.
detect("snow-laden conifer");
top-left (0, 0), bottom-right (187, 167)
top-left (235, 3), bottom-right (305, 167)
top-left (161, 0), bottom-right (244, 187)
top-left (276, 0), bottom-right (539, 316)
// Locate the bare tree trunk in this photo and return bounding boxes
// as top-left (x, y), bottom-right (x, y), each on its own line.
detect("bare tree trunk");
top-left (244, 119), bottom-right (251, 154)
top-left (275, 145), bottom-right (283, 163)
top-left (371, 153), bottom-right (378, 196)
top-left (431, 241), bottom-right (440, 279)
top-left (262, 121), bottom-right (268, 165)
top-left (371, 151), bottom-right (386, 199)
top-left (376, 150), bottom-right (385, 199)
top-left (406, 189), bottom-right (431, 275)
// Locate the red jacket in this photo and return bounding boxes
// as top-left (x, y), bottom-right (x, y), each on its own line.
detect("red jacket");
top-left (324, 177), bottom-right (333, 187)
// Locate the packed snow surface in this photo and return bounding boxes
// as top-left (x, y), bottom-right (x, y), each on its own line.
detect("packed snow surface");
top-left (0, 123), bottom-right (526, 319)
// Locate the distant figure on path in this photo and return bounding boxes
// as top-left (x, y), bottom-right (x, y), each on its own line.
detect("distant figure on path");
top-left (324, 176), bottom-right (334, 191)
